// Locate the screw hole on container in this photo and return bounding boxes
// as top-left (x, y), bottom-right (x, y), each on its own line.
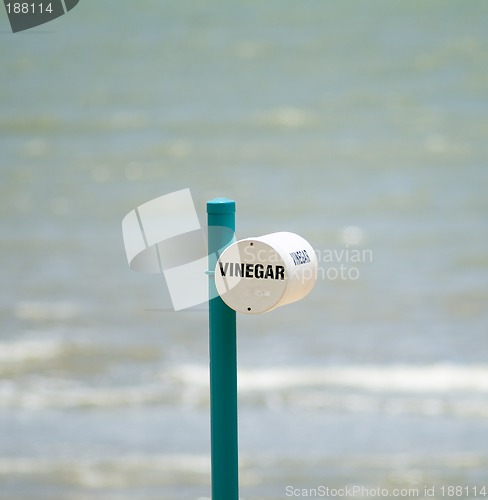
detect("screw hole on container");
top-left (247, 307), bottom-right (251, 311)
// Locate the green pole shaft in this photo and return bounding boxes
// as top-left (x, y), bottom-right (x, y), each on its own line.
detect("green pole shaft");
top-left (207, 198), bottom-right (239, 500)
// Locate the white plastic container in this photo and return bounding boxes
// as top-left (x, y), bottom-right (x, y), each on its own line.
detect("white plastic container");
top-left (214, 232), bottom-right (317, 314)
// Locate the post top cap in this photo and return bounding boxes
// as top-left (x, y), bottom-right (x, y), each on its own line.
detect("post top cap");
top-left (207, 198), bottom-right (236, 214)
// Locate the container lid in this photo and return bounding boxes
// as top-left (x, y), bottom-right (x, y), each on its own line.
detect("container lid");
top-left (215, 238), bottom-right (288, 314)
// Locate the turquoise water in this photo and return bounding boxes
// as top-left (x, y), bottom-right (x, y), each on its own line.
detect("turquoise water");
top-left (1, 1), bottom-right (488, 499)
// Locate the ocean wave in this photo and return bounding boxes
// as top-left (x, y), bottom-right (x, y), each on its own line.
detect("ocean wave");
top-left (0, 454), bottom-right (210, 488)
top-left (256, 107), bottom-right (317, 129)
top-left (0, 339), bottom-right (64, 364)
top-left (0, 379), bottom-right (170, 409)
top-left (0, 452), bottom-right (486, 489)
top-left (0, 336), bottom-right (161, 377)
top-left (171, 363), bottom-right (488, 393)
top-left (14, 301), bottom-right (81, 322)
top-left (2, 363), bottom-right (488, 417)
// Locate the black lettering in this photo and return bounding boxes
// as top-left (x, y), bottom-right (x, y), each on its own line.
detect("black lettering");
top-left (245, 263), bottom-right (253, 278)
top-left (219, 262), bottom-right (229, 277)
top-left (222, 262), bottom-right (288, 280)
top-left (290, 250), bottom-right (311, 266)
top-left (264, 265), bottom-right (274, 279)
top-left (235, 263), bottom-right (244, 277)
top-left (255, 264), bottom-right (264, 278)
top-left (276, 265), bottom-right (285, 280)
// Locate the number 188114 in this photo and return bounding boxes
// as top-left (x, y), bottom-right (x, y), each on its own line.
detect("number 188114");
top-left (5, 3), bottom-right (53, 14)
top-left (441, 486), bottom-right (487, 497)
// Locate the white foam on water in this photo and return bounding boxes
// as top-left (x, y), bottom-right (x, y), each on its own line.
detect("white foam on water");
top-left (0, 379), bottom-right (168, 410)
top-left (14, 301), bottom-right (80, 322)
top-left (257, 107), bottom-right (317, 128)
top-left (2, 364), bottom-right (488, 416)
top-left (0, 454), bottom-right (210, 488)
top-left (166, 364), bottom-right (488, 417)
top-left (171, 363), bottom-right (488, 393)
top-left (0, 339), bottom-right (64, 364)
top-left (0, 452), bottom-right (485, 487)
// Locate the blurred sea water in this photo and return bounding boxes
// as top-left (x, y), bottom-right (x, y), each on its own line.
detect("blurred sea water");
top-left (1, 1), bottom-right (488, 499)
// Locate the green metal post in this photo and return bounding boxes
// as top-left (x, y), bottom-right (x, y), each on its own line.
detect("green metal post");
top-left (207, 198), bottom-right (239, 500)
